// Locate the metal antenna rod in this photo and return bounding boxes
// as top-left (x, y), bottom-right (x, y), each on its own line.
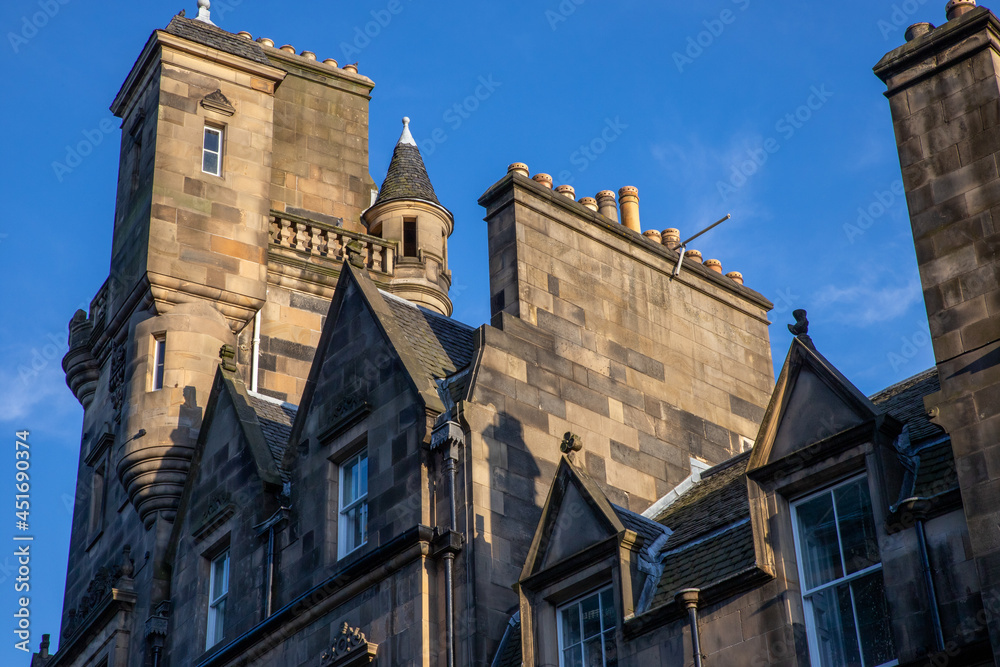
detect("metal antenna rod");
top-left (672, 214), bottom-right (732, 278)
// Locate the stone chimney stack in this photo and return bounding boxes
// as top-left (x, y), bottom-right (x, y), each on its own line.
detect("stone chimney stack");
top-left (875, 3), bottom-right (1000, 660)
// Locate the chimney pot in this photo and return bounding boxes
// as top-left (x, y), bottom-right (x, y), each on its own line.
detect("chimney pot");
top-left (279, 44), bottom-right (296, 54)
top-left (726, 271), bottom-right (744, 285)
top-left (257, 37), bottom-right (275, 48)
top-left (704, 259), bottom-right (723, 273)
top-left (342, 62), bottom-right (359, 73)
top-left (618, 186), bottom-right (641, 233)
top-left (946, 0), bottom-right (976, 20)
top-left (532, 173), bottom-right (554, 189)
top-left (579, 197), bottom-right (599, 211)
top-left (323, 58), bottom-right (339, 67)
top-left (685, 249), bottom-right (703, 264)
top-left (643, 230), bottom-right (662, 244)
top-left (301, 50), bottom-right (317, 60)
top-left (661, 228), bottom-right (681, 250)
top-left (237, 31), bottom-right (253, 40)
top-left (508, 163), bottom-right (530, 177)
top-left (555, 184), bottom-right (576, 199)
top-left (905, 22), bottom-right (935, 40)
top-left (596, 190), bottom-right (619, 222)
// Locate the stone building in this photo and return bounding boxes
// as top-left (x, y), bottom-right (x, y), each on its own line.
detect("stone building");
top-left (37, 1), bottom-right (1000, 666)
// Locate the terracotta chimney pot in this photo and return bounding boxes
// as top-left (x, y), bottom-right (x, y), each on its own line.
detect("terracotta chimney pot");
top-left (905, 23), bottom-right (935, 41)
top-left (342, 63), bottom-right (359, 74)
top-left (301, 50), bottom-right (317, 60)
top-left (685, 249), bottom-right (703, 264)
top-left (323, 58), bottom-right (339, 67)
top-left (946, 0), bottom-right (976, 20)
top-left (596, 191), bottom-right (619, 222)
top-left (555, 185), bottom-right (576, 199)
top-left (726, 271), bottom-right (744, 285)
top-left (532, 173), bottom-right (554, 189)
top-left (618, 186), bottom-right (641, 233)
top-left (257, 37), bottom-right (275, 48)
top-left (579, 197), bottom-right (599, 211)
top-left (661, 228), bottom-right (681, 250)
top-left (643, 230), bottom-right (663, 244)
top-left (279, 44), bottom-right (296, 54)
top-left (508, 163), bottom-right (530, 178)
top-left (704, 259), bottom-right (723, 273)
top-left (237, 31), bottom-right (253, 40)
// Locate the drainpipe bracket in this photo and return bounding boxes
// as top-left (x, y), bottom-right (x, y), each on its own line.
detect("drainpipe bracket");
top-left (431, 529), bottom-right (464, 558)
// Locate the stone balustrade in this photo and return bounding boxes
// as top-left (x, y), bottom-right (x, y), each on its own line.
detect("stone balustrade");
top-left (268, 210), bottom-right (395, 275)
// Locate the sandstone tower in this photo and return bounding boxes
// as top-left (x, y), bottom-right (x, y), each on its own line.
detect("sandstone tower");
top-left (875, 0), bottom-right (1000, 661)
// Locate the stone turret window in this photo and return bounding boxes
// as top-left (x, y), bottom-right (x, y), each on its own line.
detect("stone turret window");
top-left (792, 476), bottom-right (897, 667)
top-left (338, 450), bottom-right (368, 558)
top-left (206, 549), bottom-right (230, 649)
top-left (202, 126), bottom-right (223, 176)
top-left (557, 587), bottom-right (617, 667)
top-left (403, 218), bottom-right (417, 258)
top-left (152, 334), bottom-right (166, 391)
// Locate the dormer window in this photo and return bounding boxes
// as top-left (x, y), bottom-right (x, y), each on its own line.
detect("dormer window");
top-left (792, 476), bottom-right (897, 667)
top-left (557, 587), bottom-right (618, 667)
top-left (202, 126), bottom-right (223, 176)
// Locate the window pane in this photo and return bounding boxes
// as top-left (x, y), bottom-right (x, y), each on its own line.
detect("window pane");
top-left (211, 598), bottom-right (226, 644)
top-left (342, 457), bottom-right (357, 506)
top-left (581, 594), bottom-right (601, 639)
top-left (853, 572), bottom-right (896, 667)
top-left (561, 605), bottom-right (581, 647)
top-left (835, 479), bottom-right (881, 575)
top-left (358, 454), bottom-right (368, 498)
top-left (796, 492), bottom-right (843, 590)
top-left (583, 636), bottom-right (603, 667)
top-left (562, 646), bottom-right (583, 667)
top-left (203, 151), bottom-right (219, 175)
top-left (603, 629), bottom-right (618, 667)
top-left (204, 129), bottom-right (220, 152)
top-left (809, 583), bottom-right (861, 667)
top-left (212, 554), bottom-right (228, 600)
top-left (600, 589), bottom-right (616, 631)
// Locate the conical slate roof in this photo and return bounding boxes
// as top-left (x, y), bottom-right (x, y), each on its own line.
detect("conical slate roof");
top-left (373, 118), bottom-right (440, 207)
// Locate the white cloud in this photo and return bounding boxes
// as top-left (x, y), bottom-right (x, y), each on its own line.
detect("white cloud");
top-left (812, 276), bottom-right (922, 327)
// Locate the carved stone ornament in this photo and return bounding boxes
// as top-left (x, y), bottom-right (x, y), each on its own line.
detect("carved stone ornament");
top-left (109, 342), bottom-right (127, 422)
top-left (560, 432), bottom-right (583, 454)
top-left (787, 309), bottom-right (816, 351)
top-left (319, 623), bottom-right (378, 666)
top-left (201, 89), bottom-right (235, 116)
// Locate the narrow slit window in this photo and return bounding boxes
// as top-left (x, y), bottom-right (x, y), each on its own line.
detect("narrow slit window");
top-left (338, 451), bottom-right (368, 558)
top-left (202, 126), bottom-right (223, 176)
top-left (206, 550), bottom-right (230, 649)
top-left (152, 335), bottom-right (166, 391)
top-left (403, 218), bottom-right (417, 258)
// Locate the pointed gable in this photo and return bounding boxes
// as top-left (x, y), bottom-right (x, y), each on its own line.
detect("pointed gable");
top-left (521, 457), bottom-right (626, 580)
top-left (748, 337), bottom-right (880, 473)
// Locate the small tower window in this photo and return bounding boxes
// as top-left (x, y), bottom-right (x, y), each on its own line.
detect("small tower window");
top-left (152, 335), bottom-right (166, 391)
top-left (403, 218), bottom-right (417, 258)
top-left (206, 549), bottom-right (230, 649)
top-left (202, 126), bottom-right (223, 176)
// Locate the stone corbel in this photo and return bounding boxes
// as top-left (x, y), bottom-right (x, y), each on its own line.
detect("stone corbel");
top-left (319, 623), bottom-right (378, 666)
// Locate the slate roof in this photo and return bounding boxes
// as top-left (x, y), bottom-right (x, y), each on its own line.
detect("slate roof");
top-left (869, 367), bottom-right (945, 444)
top-left (611, 503), bottom-right (670, 548)
top-left (373, 142), bottom-right (441, 207)
top-left (912, 440), bottom-right (959, 498)
top-left (380, 291), bottom-right (476, 384)
top-left (164, 15), bottom-right (271, 66)
top-left (651, 452), bottom-right (751, 544)
top-left (247, 393), bottom-right (297, 483)
top-left (492, 614), bottom-right (522, 667)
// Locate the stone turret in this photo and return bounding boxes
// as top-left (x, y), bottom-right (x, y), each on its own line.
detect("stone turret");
top-left (364, 117), bottom-right (454, 315)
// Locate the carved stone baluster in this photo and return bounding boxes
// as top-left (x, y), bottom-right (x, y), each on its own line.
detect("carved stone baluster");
top-left (311, 225), bottom-right (323, 255)
top-left (329, 232), bottom-right (343, 260)
top-left (279, 219), bottom-right (292, 247)
top-left (295, 223), bottom-right (309, 251)
top-left (370, 242), bottom-right (383, 272)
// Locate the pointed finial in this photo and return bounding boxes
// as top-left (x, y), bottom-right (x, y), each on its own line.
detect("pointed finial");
top-left (195, 0), bottom-right (215, 25)
top-left (398, 116), bottom-right (417, 146)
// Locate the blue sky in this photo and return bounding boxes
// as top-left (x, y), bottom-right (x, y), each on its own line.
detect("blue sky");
top-left (0, 0), bottom-right (942, 660)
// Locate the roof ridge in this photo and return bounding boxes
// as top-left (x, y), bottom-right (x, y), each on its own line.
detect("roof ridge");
top-left (378, 289), bottom-right (475, 330)
top-left (869, 366), bottom-right (938, 402)
top-left (701, 450), bottom-right (752, 478)
top-left (247, 391), bottom-right (298, 411)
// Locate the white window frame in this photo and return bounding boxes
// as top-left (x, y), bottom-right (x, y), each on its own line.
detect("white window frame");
top-left (791, 475), bottom-right (898, 667)
top-left (556, 586), bottom-right (617, 667)
top-left (202, 126), bottom-right (223, 176)
top-left (338, 451), bottom-right (368, 558)
top-left (206, 550), bottom-right (230, 649)
top-left (152, 334), bottom-right (166, 391)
